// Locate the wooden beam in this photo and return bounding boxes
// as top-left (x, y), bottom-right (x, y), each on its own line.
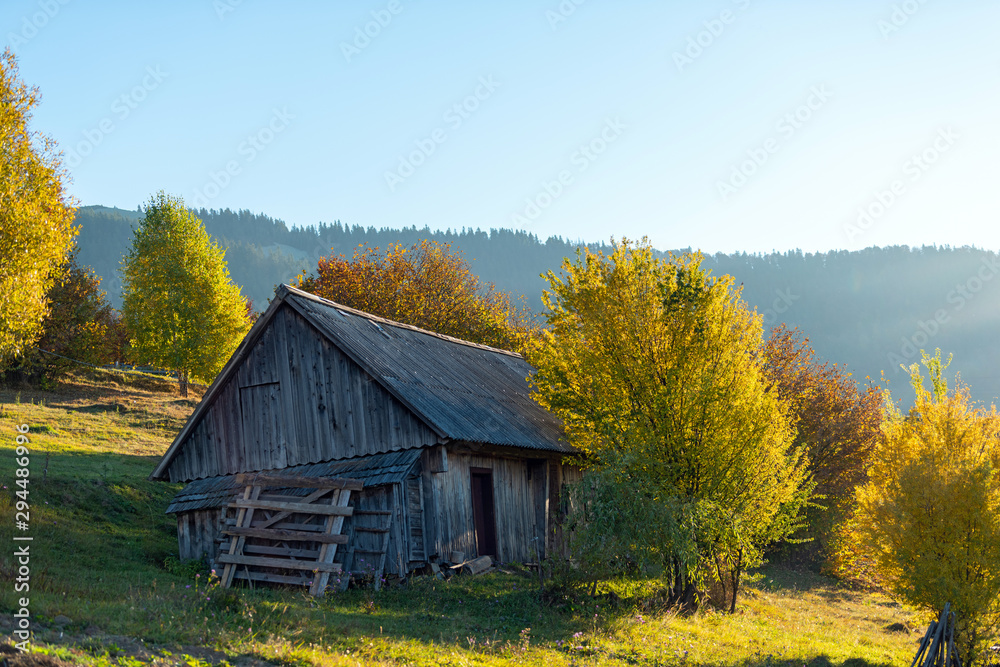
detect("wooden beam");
top-left (428, 444), bottom-right (448, 473)
top-left (216, 553), bottom-right (342, 573)
top-left (252, 488), bottom-right (330, 530)
top-left (221, 484), bottom-right (261, 587)
top-left (242, 544), bottom-right (321, 559)
top-left (311, 488), bottom-right (351, 596)
top-left (235, 473), bottom-right (363, 491)
top-left (255, 520), bottom-right (326, 532)
top-left (223, 526), bottom-right (348, 544)
top-left (229, 498), bottom-right (354, 516)
top-left (232, 570), bottom-right (312, 586)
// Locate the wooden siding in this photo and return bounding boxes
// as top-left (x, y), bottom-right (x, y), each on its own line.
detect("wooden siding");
top-left (178, 456), bottom-right (579, 575)
top-left (168, 305), bottom-right (440, 482)
top-left (177, 509), bottom-right (222, 562)
top-left (337, 483), bottom-right (408, 577)
top-left (406, 477), bottom-right (426, 563)
top-left (427, 452), bottom-right (552, 563)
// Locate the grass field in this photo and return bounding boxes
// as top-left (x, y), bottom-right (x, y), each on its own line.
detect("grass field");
top-left (0, 370), bottom-right (922, 667)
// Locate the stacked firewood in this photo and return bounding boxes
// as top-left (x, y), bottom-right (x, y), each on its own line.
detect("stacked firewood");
top-left (911, 604), bottom-right (962, 667)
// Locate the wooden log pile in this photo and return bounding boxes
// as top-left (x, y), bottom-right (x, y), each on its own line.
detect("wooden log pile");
top-left (911, 603), bottom-right (963, 667)
top-left (217, 472), bottom-right (362, 597)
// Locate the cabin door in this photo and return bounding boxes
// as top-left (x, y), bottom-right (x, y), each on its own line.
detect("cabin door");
top-left (470, 467), bottom-right (498, 557)
top-left (239, 382), bottom-right (288, 469)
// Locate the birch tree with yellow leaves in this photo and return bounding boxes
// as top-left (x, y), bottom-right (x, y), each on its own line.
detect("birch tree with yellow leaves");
top-left (528, 239), bottom-right (812, 610)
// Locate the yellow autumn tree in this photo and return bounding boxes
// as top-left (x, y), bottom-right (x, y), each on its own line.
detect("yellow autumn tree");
top-left (528, 239), bottom-right (811, 610)
top-left (122, 192), bottom-right (250, 395)
top-left (296, 239), bottom-right (536, 352)
top-left (844, 351), bottom-right (1000, 665)
top-left (0, 48), bottom-right (77, 363)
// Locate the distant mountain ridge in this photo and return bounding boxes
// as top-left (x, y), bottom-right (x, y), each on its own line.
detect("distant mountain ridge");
top-left (72, 204), bottom-right (1000, 407)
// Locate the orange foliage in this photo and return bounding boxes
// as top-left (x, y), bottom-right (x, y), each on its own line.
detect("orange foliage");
top-left (765, 325), bottom-right (884, 502)
top-left (296, 240), bottom-right (536, 352)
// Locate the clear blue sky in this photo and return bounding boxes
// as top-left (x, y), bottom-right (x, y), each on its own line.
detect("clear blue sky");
top-left (5, 1), bottom-right (999, 253)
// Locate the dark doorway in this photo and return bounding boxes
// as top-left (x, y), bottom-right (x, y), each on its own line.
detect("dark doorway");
top-left (470, 467), bottom-right (498, 557)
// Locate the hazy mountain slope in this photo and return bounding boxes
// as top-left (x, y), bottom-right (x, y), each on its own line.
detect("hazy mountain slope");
top-left (72, 205), bottom-right (1000, 406)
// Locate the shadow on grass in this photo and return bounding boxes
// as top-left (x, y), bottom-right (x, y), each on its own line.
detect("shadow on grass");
top-left (55, 402), bottom-right (129, 414)
top-left (753, 564), bottom-right (840, 594)
top-left (808, 658), bottom-right (900, 667)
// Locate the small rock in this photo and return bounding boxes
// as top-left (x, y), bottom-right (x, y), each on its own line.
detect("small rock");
top-left (885, 622), bottom-right (909, 633)
top-left (52, 615), bottom-right (71, 626)
top-left (84, 625), bottom-right (102, 636)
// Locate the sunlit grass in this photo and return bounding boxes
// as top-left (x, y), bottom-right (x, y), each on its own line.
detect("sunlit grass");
top-left (0, 371), bottom-right (920, 666)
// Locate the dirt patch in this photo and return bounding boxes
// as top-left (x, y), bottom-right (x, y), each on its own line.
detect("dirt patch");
top-left (0, 644), bottom-right (72, 667)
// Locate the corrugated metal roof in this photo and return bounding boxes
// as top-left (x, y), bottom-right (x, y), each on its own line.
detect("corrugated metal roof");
top-left (165, 449), bottom-right (421, 514)
top-left (286, 289), bottom-right (572, 453)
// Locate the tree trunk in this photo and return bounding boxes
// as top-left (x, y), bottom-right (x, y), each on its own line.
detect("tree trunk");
top-left (729, 549), bottom-right (743, 614)
top-left (178, 370), bottom-right (188, 397)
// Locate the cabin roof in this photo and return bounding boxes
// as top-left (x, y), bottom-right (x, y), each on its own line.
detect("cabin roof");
top-left (151, 284), bottom-right (571, 480)
top-left (165, 449), bottom-right (422, 514)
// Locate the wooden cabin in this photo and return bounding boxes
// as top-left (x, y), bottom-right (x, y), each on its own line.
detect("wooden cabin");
top-left (151, 284), bottom-right (577, 579)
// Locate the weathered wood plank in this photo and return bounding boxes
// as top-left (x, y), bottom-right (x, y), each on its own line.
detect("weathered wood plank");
top-left (230, 498), bottom-right (354, 516)
top-left (250, 488), bottom-right (332, 529)
top-left (232, 570), bottom-right (312, 585)
top-left (418, 453), bottom-right (439, 559)
top-left (272, 309), bottom-right (299, 466)
top-left (407, 476), bottom-right (426, 562)
top-left (222, 526), bottom-right (349, 543)
top-left (216, 553), bottom-right (342, 572)
top-left (234, 473), bottom-right (363, 490)
top-left (260, 520), bottom-right (327, 533)
top-left (241, 543), bottom-right (322, 559)
top-left (221, 484), bottom-right (262, 587)
top-left (311, 488), bottom-right (352, 595)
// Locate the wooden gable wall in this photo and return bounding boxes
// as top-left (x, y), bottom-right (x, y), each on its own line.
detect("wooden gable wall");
top-left (167, 305), bottom-right (442, 482)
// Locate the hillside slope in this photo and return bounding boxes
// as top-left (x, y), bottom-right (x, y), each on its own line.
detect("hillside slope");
top-left (0, 372), bottom-right (920, 666)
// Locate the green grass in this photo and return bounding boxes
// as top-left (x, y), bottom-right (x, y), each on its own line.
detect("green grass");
top-left (0, 370), bottom-right (922, 667)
